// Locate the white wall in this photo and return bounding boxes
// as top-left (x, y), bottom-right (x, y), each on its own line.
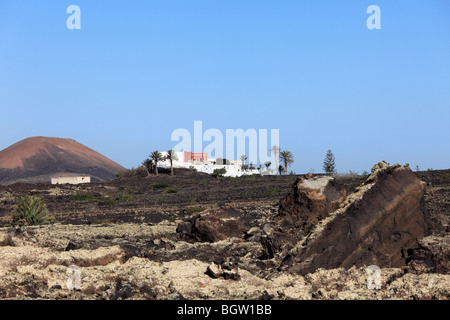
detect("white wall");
top-left (157, 151), bottom-right (269, 177)
top-left (51, 176), bottom-right (91, 185)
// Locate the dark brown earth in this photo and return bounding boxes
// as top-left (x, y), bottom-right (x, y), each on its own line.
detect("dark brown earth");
top-left (0, 167), bottom-right (295, 226)
top-left (0, 165), bottom-right (448, 251)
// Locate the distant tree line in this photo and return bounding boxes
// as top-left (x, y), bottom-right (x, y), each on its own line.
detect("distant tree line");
top-left (140, 148), bottom-right (342, 177)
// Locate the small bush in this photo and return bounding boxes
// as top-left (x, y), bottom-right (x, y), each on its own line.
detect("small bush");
top-left (115, 194), bottom-right (134, 201)
top-left (125, 186), bottom-right (142, 194)
top-left (167, 188), bottom-right (178, 193)
top-left (152, 183), bottom-right (169, 189)
top-left (71, 194), bottom-right (97, 201)
top-left (12, 195), bottom-right (54, 226)
top-left (213, 168), bottom-right (227, 177)
top-left (185, 206), bottom-right (206, 214)
top-left (115, 169), bottom-right (134, 178)
top-left (104, 199), bottom-right (117, 206)
top-left (264, 188), bottom-right (283, 195)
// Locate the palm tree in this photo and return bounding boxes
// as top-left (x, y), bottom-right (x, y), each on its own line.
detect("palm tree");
top-left (142, 158), bottom-right (153, 175)
top-left (278, 165), bottom-right (285, 175)
top-left (279, 150), bottom-right (294, 175)
top-left (166, 150), bottom-right (178, 176)
top-left (150, 151), bottom-right (163, 176)
top-left (240, 155), bottom-right (247, 171)
top-left (271, 145), bottom-right (280, 175)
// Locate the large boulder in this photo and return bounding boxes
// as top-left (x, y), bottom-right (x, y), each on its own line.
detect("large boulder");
top-left (278, 174), bottom-right (347, 237)
top-left (259, 174), bottom-right (346, 259)
top-left (279, 162), bottom-right (429, 275)
top-left (176, 207), bottom-right (249, 242)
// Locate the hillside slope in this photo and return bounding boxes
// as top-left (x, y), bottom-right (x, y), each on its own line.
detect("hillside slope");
top-left (0, 137), bottom-right (126, 184)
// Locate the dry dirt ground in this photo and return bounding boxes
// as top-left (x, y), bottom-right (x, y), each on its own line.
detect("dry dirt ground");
top-left (0, 168), bottom-right (448, 300)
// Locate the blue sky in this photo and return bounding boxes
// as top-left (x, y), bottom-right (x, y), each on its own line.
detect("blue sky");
top-left (0, 0), bottom-right (449, 173)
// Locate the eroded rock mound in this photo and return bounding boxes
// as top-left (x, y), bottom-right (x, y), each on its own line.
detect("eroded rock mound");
top-left (280, 162), bottom-right (429, 275)
top-left (278, 174), bottom-right (347, 238)
top-left (176, 207), bottom-right (249, 242)
top-left (258, 175), bottom-right (346, 259)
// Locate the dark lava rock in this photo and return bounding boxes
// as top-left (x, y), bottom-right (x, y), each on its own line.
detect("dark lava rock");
top-left (205, 257), bottom-right (240, 280)
top-left (406, 234), bottom-right (450, 274)
top-left (177, 207), bottom-right (249, 242)
top-left (279, 162), bottom-right (430, 275)
top-left (279, 174), bottom-right (347, 227)
top-left (65, 241), bottom-right (81, 251)
top-left (259, 174), bottom-right (346, 259)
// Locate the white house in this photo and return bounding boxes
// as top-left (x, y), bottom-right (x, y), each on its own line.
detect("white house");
top-left (51, 176), bottom-right (91, 185)
top-left (157, 151), bottom-right (264, 177)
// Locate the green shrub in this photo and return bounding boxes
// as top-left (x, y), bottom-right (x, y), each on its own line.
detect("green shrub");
top-left (115, 194), bottom-right (134, 201)
top-left (71, 194), bottom-right (97, 201)
top-left (115, 168), bottom-right (134, 178)
top-left (104, 199), bottom-right (117, 206)
top-left (125, 186), bottom-right (142, 194)
top-left (12, 195), bottom-right (54, 226)
top-left (264, 188), bottom-right (283, 195)
top-left (167, 188), bottom-right (178, 193)
top-left (152, 183), bottom-right (169, 189)
top-left (213, 168), bottom-right (227, 177)
top-left (185, 206), bottom-right (206, 214)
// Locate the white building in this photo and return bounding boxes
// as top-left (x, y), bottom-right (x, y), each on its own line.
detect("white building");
top-left (51, 176), bottom-right (91, 185)
top-left (157, 151), bottom-right (265, 177)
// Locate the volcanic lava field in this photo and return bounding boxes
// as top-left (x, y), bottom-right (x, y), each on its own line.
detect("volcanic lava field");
top-left (0, 166), bottom-right (448, 300)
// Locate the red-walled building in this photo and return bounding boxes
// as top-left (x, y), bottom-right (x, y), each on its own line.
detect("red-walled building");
top-left (184, 151), bottom-right (208, 163)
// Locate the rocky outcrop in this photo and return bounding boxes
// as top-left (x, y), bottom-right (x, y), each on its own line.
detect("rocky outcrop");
top-left (278, 174), bottom-right (346, 238)
top-left (176, 207), bottom-right (249, 242)
top-left (279, 162), bottom-right (429, 275)
top-left (0, 232), bottom-right (12, 246)
top-left (258, 175), bottom-right (346, 259)
top-left (406, 234), bottom-right (450, 274)
top-left (206, 257), bottom-right (240, 280)
top-left (0, 245), bottom-right (127, 269)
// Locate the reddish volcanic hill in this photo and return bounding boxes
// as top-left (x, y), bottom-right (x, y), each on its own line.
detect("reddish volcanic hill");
top-left (0, 137), bottom-right (126, 184)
